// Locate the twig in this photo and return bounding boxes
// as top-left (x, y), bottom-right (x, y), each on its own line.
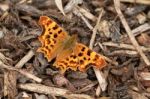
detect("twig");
top-left (89, 9), bottom-right (103, 49)
top-left (109, 50), bottom-right (138, 56)
top-left (131, 23), bottom-right (150, 36)
top-left (102, 42), bottom-right (150, 52)
top-left (0, 60), bottom-right (42, 83)
top-left (77, 6), bottom-right (97, 22)
top-left (18, 83), bottom-right (93, 99)
top-left (114, 0), bottom-right (150, 66)
top-left (17, 0), bottom-right (28, 4)
top-left (76, 82), bottom-right (97, 93)
top-left (121, 23), bottom-right (150, 40)
top-left (120, 0), bottom-right (150, 5)
top-left (95, 85), bottom-right (101, 97)
top-left (15, 50), bottom-right (34, 68)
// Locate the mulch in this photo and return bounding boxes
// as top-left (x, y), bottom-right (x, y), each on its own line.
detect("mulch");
top-left (0, 0), bottom-right (150, 99)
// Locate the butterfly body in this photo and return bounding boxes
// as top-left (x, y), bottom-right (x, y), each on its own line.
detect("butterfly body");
top-left (37, 16), bottom-right (106, 73)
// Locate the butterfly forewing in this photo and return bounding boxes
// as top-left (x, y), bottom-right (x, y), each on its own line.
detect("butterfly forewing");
top-left (37, 16), bottom-right (69, 61)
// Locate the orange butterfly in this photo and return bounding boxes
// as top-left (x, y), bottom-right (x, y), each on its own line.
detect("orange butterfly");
top-left (37, 16), bottom-right (106, 73)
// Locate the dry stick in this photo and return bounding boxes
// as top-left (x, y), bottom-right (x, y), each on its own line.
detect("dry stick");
top-left (18, 83), bottom-right (93, 99)
top-left (89, 8), bottom-right (103, 49)
top-left (15, 50), bottom-right (34, 68)
top-left (120, 0), bottom-right (150, 5)
top-left (17, 0), bottom-right (28, 4)
top-left (121, 23), bottom-right (150, 40)
top-left (109, 50), bottom-right (138, 56)
top-left (114, 0), bottom-right (150, 66)
top-left (0, 60), bottom-right (42, 83)
top-left (77, 6), bottom-right (97, 22)
top-left (131, 23), bottom-right (150, 36)
top-left (95, 86), bottom-right (101, 97)
top-left (77, 83), bottom-right (97, 93)
top-left (102, 42), bottom-right (150, 52)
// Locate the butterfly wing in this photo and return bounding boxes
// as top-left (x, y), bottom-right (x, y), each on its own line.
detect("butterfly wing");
top-left (53, 49), bottom-right (78, 73)
top-left (53, 35), bottom-right (78, 73)
top-left (53, 43), bottom-right (106, 73)
top-left (37, 16), bottom-right (69, 61)
top-left (74, 43), bottom-right (106, 72)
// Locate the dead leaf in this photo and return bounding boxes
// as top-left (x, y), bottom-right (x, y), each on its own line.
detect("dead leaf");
top-left (55, 0), bottom-right (66, 16)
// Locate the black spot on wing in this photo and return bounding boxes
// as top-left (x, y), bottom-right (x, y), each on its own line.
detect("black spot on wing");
top-left (53, 25), bottom-right (58, 30)
top-left (52, 39), bottom-right (56, 44)
top-left (73, 56), bottom-right (77, 59)
top-left (83, 57), bottom-right (86, 60)
top-left (49, 32), bottom-right (52, 34)
top-left (78, 53), bottom-right (83, 57)
top-left (50, 45), bottom-right (54, 48)
top-left (81, 47), bottom-right (85, 51)
top-left (66, 58), bottom-right (69, 61)
top-left (54, 34), bottom-right (58, 38)
top-left (87, 50), bottom-right (92, 56)
top-left (45, 34), bottom-right (50, 39)
top-left (70, 60), bottom-right (76, 64)
top-left (80, 60), bottom-right (84, 64)
top-left (58, 29), bottom-right (62, 34)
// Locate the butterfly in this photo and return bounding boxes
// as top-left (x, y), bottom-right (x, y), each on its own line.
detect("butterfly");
top-left (37, 16), bottom-right (106, 73)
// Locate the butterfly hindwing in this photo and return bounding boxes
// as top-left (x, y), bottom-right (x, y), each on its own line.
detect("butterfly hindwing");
top-left (74, 43), bottom-right (106, 71)
top-left (53, 43), bottom-right (106, 73)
